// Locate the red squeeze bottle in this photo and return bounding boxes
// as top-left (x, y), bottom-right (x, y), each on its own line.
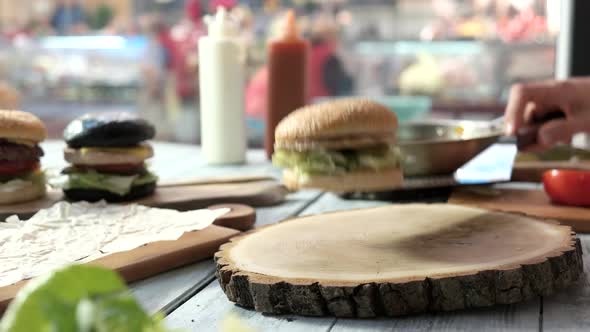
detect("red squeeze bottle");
top-left (265, 10), bottom-right (309, 159)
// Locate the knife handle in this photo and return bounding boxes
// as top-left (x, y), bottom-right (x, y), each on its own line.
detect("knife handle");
top-left (516, 110), bottom-right (566, 149)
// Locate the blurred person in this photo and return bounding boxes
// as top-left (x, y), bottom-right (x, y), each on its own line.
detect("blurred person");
top-left (308, 14), bottom-right (353, 99)
top-left (246, 66), bottom-right (268, 120)
top-left (0, 81), bottom-right (21, 110)
top-left (28, 0), bottom-right (55, 37)
top-left (209, 0), bottom-right (238, 13)
top-left (496, 0), bottom-right (547, 42)
top-left (30, 15), bottom-right (55, 37)
top-left (88, 3), bottom-right (114, 30)
top-left (137, 15), bottom-right (171, 140)
top-left (168, 0), bottom-right (207, 101)
top-left (231, 5), bottom-right (258, 70)
top-left (420, 0), bottom-right (456, 40)
top-left (2, 18), bottom-right (31, 41)
top-left (186, 0), bottom-right (204, 28)
top-left (505, 78), bottom-right (590, 151)
top-left (51, 0), bottom-right (87, 35)
top-left (101, 16), bottom-right (136, 36)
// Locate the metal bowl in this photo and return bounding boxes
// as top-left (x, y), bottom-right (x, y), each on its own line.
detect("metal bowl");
top-left (398, 120), bottom-right (501, 176)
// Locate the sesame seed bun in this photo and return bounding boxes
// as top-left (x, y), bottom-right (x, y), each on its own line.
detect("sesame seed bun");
top-left (275, 98), bottom-right (398, 151)
top-left (283, 168), bottom-right (403, 193)
top-left (0, 110), bottom-right (47, 143)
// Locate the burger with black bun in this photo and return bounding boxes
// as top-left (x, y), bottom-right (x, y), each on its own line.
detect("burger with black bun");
top-left (272, 98), bottom-right (403, 192)
top-left (0, 110), bottom-right (47, 204)
top-left (62, 112), bottom-right (158, 202)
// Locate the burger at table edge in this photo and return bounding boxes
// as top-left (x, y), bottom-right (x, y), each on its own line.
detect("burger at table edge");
top-left (0, 110), bottom-right (47, 204)
top-left (62, 112), bottom-right (158, 202)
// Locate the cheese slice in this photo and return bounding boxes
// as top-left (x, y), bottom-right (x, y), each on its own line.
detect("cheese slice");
top-left (79, 144), bottom-right (153, 159)
top-left (65, 144), bottom-right (154, 166)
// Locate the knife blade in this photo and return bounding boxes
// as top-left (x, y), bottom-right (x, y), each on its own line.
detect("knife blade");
top-left (453, 142), bottom-right (517, 185)
top-left (453, 110), bottom-right (566, 185)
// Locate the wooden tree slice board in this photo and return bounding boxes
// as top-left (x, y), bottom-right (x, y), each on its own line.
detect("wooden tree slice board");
top-left (449, 188), bottom-right (590, 233)
top-left (0, 204), bottom-right (256, 313)
top-left (215, 204), bottom-right (583, 317)
top-left (0, 179), bottom-right (286, 220)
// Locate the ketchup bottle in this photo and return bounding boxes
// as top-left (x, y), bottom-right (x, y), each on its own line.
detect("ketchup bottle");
top-left (265, 10), bottom-right (309, 159)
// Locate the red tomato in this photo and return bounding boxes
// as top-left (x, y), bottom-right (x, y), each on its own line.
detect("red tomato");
top-left (0, 160), bottom-right (39, 176)
top-left (543, 169), bottom-right (590, 207)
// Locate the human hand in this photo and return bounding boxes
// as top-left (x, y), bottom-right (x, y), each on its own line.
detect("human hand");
top-left (505, 78), bottom-right (590, 150)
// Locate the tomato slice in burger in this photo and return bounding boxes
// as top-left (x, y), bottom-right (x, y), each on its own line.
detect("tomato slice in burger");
top-left (543, 169), bottom-right (590, 207)
top-left (0, 160), bottom-right (39, 176)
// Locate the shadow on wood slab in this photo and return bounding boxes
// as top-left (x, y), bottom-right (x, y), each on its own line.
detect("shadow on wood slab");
top-left (215, 205), bottom-right (583, 317)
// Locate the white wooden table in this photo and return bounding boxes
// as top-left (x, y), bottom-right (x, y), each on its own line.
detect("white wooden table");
top-left (41, 141), bottom-right (590, 332)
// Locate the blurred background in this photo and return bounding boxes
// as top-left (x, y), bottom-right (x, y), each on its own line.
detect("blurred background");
top-left (0, 0), bottom-right (560, 145)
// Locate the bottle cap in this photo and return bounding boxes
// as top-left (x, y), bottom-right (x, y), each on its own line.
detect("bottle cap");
top-left (205, 7), bottom-right (238, 38)
top-left (281, 9), bottom-right (299, 40)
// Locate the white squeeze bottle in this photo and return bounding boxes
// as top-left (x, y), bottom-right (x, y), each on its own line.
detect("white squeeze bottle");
top-left (199, 7), bottom-right (246, 164)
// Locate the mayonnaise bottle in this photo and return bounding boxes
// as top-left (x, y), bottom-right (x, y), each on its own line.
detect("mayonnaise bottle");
top-left (199, 7), bottom-right (246, 164)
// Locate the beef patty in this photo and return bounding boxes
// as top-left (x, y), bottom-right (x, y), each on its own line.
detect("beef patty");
top-left (0, 140), bottom-right (44, 161)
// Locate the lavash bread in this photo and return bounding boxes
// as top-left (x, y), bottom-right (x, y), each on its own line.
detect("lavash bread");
top-left (0, 110), bottom-right (47, 143)
top-left (283, 168), bottom-right (403, 192)
top-left (274, 98), bottom-right (398, 151)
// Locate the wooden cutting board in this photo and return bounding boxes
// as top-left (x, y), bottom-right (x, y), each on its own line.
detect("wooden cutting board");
top-left (449, 187), bottom-right (590, 232)
top-left (216, 204), bottom-right (582, 317)
top-left (0, 204), bottom-right (256, 313)
top-left (0, 178), bottom-right (286, 220)
top-left (512, 160), bottom-right (590, 182)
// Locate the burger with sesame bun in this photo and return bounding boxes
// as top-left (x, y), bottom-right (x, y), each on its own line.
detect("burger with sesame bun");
top-left (0, 110), bottom-right (47, 204)
top-left (62, 112), bottom-right (158, 202)
top-left (272, 98), bottom-right (404, 192)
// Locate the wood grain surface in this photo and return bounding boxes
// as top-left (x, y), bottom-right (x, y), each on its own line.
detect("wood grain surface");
top-left (450, 187), bottom-right (590, 233)
top-left (0, 180), bottom-right (287, 220)
top-left (167, 194), bottom-right (553, 331)
top-left (215, 204), bottom-right (582, 317)
top-left (512, 161), bottom-right (590, 182)
top-left (131, 190), bottom-right (322, 319)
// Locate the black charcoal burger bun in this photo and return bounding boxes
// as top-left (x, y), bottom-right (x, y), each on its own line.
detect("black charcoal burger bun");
top-left (63, 182), bottom-right (156, 203)
top-left (64, 112), bottom-right (155, 148)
